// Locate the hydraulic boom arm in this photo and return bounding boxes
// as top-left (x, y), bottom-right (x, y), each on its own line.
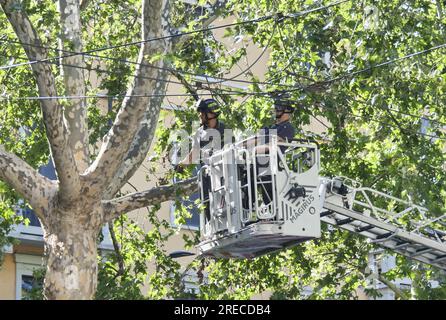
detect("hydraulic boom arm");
top-left (319, 177), bottom-right (446, 270)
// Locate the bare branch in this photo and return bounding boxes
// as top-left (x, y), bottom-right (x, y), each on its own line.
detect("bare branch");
top-left (86, 0), bottom-right (171, 193)
top-left (1, 0), bottom-right (81, 201)
top-left (108, 221), bottom-right (125, 277)
top-left (169, 69), bottom-right (199, 100)
top-left (102, 177), bottom-right (198, 222)
top-left (0, 145), bottom-right (57, 221)
top-left (58, 0), bottom-right (89, 172)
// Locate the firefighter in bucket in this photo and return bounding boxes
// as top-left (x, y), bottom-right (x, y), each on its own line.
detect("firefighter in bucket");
top-left (175, 98), bottom-right (228, 222)
top-left (241, 93), bottom-right (297, 216)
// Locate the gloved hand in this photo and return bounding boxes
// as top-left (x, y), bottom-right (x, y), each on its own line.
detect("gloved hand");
top-left (174, 163), bottom-right (185, 174)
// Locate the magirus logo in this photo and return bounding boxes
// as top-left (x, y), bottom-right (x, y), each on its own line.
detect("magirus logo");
top-left (289, 194), bottom-right (315, 223)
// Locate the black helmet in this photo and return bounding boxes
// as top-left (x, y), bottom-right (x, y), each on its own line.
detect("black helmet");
top-left (273, 92), bottom-right (295, 114)
top-left (195, 98), bottom-right (220, 116)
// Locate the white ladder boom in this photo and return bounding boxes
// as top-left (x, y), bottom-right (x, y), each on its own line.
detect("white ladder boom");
top-left (320, 177), bottom-right (446, 270)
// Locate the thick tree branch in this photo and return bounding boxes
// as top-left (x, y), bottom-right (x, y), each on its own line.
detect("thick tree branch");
top-left (1, 0), bottom-right (81, 201)
top-left (58, 0), bottom-right (89, 172)
top-left (0, 145), bottom-right (57, 221)
top-left (102, 177), bottom-right (198, 222)
top-left (377, 274), bottom-right (410, 300)
top-left (87, 0), bottom-right (171, 193)
top-left (102, 1), bottom-right (227, 200)
top-left (102, 91), bottom-right (168, 199)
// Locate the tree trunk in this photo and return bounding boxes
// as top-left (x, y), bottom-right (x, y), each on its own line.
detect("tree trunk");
top-left (43, 218), bottom-right (100, 300)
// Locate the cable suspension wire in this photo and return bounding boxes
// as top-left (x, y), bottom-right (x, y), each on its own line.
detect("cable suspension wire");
top-left (0, 92), bottom-right (269, 100)
top-left (5, 55), bottom-right (185, 86)
top-left (2, 55), bottom-right (446, 128)
top-left (1, 0), bottom-right (444, 132)
top-left (321, 43), bottom-right (446, 85)
top-left (0, 39), bottom-right (299, 89)
top-left (204, 18), bottom-right (279, 85)
top-left (314, 102), bottom-right (446, 141)
top-left (1, 74), bottom-right (445, 129)
top-left (7, 1), bottom-right (444, 99)
top-left (268, 7), bottom-right (446, 127)
top-left (352, 98), bottom-right (446, 127)
top-left (0, 90), bottom-right (444, 141)
top-left (0, 0), bottom-right (350, 72)
top-left (5, 40), bottom-right (446, 98)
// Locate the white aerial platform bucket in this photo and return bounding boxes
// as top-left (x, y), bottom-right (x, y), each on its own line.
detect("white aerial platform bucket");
top-left (197, 135), bottom-right (322, 259)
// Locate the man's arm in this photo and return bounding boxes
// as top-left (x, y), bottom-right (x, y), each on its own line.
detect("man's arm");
top-left (246, 125), bottom-right (294, 154)
top-left (176, 131), bottom-right (200, 170)
top-left (277, 122), bottom-right (296, 143)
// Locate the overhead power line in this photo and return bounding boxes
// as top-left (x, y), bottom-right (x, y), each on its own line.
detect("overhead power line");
top-left (0, 0), bottom-right (444, 135)
top-left (321, 43), bottom-right (446, 85)
top-left (5, 55), bottom-right (185, 87)
top-left (4, 39), bottom-right (446, 102)
top-left (0, 39), bottom-right (297, 89)
top-left (0, 90), bottom-right (444, 141)
top-left (3, 39), bottom-right (446, 126)
top-left (312, 103), bottom-right (446, 141)
top-left (0, 0), bottom-right (350, 72)
top-left (206, 19), bottom-right (279, 85)
top-left (0, 92), bottom-right (271, 100)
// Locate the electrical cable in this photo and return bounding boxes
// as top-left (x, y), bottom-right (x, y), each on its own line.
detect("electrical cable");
top-left (0, 38), bottom-right (299, 89)
top-left (0, 0), bottom-right (444, 139)
top-left (1, 89), bottom-right (443, 141)
top-left (205, 18), bottom-right (279, 85)
top-left (320, 43), bottom-right (446, 85)
top-left (0, 0), bottom-right (351, 72)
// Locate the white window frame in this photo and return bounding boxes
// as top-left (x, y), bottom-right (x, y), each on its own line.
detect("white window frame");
top-left (9, 222), bottom-right (114, 251)
top-left (14, 254), bottom-right (43, 300)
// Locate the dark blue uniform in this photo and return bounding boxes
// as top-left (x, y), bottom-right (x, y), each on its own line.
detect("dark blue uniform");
top-left (192, 121), bottom-right (226, 163)
top-left (192, 121), bottom-right (226, 222)
top-left (242, 120), bottom-right (296, 210)
top-left (263, 120), bottom-right (296, 153)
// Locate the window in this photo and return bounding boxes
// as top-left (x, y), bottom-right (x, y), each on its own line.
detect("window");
top-left (171, 190), bottom-right (201, 230)
top-left (21, 275), bottom-right (40, 299)
top-left (171, 168), bottom-right (201, 230)
top-left (182, 269), bottom-right (200, 297)
top-left (178, 268), bottom-right (207, 299)
top-left (21, 207), bottom-right (40, 228)
top-left (15, 254), bottom-right (43, 300)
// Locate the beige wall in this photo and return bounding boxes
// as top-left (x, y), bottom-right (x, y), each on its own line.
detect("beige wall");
top-left (0, 243), bottom-right (45, 300)
top-left (0, 254), bottom-right (16, 300)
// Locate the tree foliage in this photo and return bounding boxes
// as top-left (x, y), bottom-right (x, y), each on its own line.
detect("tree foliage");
top-left (1, 0), bottom-right (445, 299)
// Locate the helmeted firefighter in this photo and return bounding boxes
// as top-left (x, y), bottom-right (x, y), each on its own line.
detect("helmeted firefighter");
top-left (176, 98), bottom-right (228, 221)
